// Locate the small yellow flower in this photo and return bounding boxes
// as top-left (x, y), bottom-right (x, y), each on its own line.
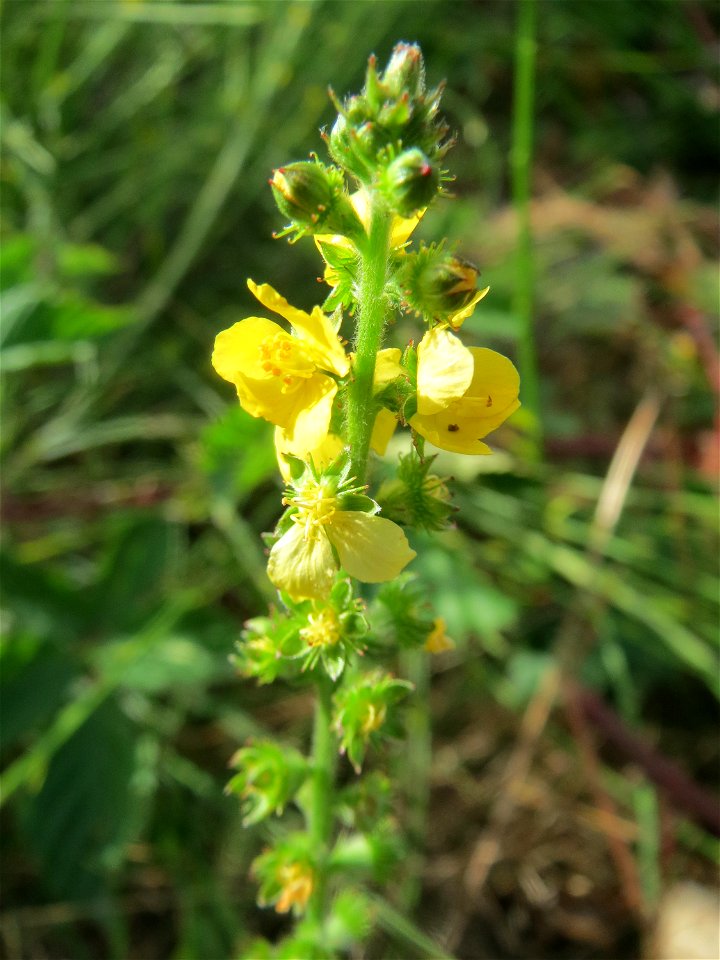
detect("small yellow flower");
top-left (410, 326), bottom-right (520, 454)
top-left (212, 280), bottom-right (349, 456)
top-left (274, 861), bottom-right (314, 914)
top-left (424, 617), bottom-right (455, 653)
top-left (300, 606), bottom-right (340, 647)
top-left (267, 475), bottom-right (416, 601)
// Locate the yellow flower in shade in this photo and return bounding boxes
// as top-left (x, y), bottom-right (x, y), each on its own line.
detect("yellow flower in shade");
top-left (424, 617), bottom-right (455, 653)
top-left (274, 861), bottom-right (314, 914)
top-left (267, 474), bottom-right (416, 601)
top-left (410, 326), bottom-right (520, 455)
top-left (315, 189), bottom-right (423, 286)
top-left (212, 280), bottom-right (349, 456)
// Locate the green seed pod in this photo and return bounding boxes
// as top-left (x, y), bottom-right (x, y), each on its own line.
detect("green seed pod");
top-left (380, 148), bottom-right (439, 217)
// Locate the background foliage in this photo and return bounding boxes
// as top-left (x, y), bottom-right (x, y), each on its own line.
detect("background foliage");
top-left (1, 2), bottom-right (718, 958)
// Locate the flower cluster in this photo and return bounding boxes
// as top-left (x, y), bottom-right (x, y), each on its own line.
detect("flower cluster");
top-left (210, 42), bottom-right (521, 956)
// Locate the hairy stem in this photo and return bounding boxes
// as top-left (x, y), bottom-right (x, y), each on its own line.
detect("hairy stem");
top-left (346, 198), bottom-right (393, 480)
top-left (307, 196), bottom-right (392, 931)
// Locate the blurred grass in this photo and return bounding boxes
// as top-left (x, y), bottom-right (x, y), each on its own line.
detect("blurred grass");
top-left (1, 1), bottom-right (718, 958)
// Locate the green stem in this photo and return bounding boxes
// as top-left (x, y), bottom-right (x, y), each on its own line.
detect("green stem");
top-left (511, 0), bottom-right (543, 457)
top-left (307, 196), bottom-right (392, 932)
top-left (346, 198), bottom-right (393, 481)
top-left (307, 673), bottom-right (336, 929)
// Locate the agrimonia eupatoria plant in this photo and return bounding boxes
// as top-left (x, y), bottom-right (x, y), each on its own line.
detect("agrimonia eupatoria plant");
top-left (212, 43), bottom-right (520, 957)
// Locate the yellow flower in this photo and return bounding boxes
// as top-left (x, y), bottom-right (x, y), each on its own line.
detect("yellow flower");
top-left (424, 617), bottom-right (455, 653)
top-left (410, 326), bottom-right (520, 454)
top-left (267, 475), bottom-right (416, 601)
top-left (274, 861), bottom-right (314, 915)
top-left (212, 280), bottom-right (349, 456)
top-left (299, 606), bottom-right (340, 647)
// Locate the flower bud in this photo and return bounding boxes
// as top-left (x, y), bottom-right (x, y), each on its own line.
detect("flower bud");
top-left (252, 836), bottom-right (315, 916)
top-left (398, 244), bottom-right (486, 322)
top-left (333, 670), bottom-right (412, 772)
top-left (227, 740), bottom-right (307, 825)
top-left (380, 148), bottom-right (439, 217)
top-left (382, 42), bottom-right (426, 99)
top-left (271, 160), bottom-right (363, 240)
top-left (377, 451), bottom-right (454, 532)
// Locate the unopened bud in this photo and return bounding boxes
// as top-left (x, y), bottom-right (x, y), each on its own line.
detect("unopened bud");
top-left (381, 148), bottom-right (439, 217)
top-left (271, 161), bottom-right (363, 239)
top-left (377, 452), bottom-right (454, 532)
top-left (398, 245), bottom-right (483, 321)
top-left (382, 42), bottom-right (426, 99)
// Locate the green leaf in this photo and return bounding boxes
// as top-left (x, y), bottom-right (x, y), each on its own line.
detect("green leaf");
top-left (50, 292), bottom-right (136, 340)
top-left (21, 699), bottom-right (141, 899)
top-left (92, 517), bottom-right (181, 632)
top-left (0, 639), bottom-right (79, 751)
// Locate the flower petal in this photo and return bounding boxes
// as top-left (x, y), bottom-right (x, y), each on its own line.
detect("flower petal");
top-left (370, 407), bottom-right (397, 456)
top-left (447, 285), bottom-right (490, 330)
top-left (327, 512), bottom-right (415, 583)
top-left (410, 348), bottom-right (520, 454)
top-left (247, 280), bottom-right (349, 377)
top-left (410, 407), bottom-right (494, 454)
top-left (267, 523), bottom-right (336, 600)
top-left (389, 208), bottom-right (424, 247)
top-left (212, 316), bottom-right (286, 383)
top-left (466, 347), bottom-right (521, 416)
top-left (416, 326), bottom-right (474, 415)
top-left (373, 348), bottom-right (403, 390)
top-left (280, 376), bottom-right (337, 455)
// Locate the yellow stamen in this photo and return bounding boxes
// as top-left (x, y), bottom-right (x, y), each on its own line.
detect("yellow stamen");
top-left (258, 332), bottom-right (315, 389)
top-left (290, 479), bottom-right (338, 541)
top-left (300, 607), bottom-right (340, 647)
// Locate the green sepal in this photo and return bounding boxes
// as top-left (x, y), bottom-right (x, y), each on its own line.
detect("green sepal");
top-left (336, 493), bottom-right (377, 513)
top-left (401, 343), bottom-right (418, 378)
top-left (402, 393), bottom-right (418, 423)
top-left (333, 670), bottom-right (413, 772)
top-left (370, 575), bottom-right (435, 651)
top-left (284, 455), bottom-right (306, 482)
top-left (336, 771), bottom-right (393, 831)
top-left (226, 739), bottom-right (308, 826)
top-left (376, 451), bottom-right (455, 532)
